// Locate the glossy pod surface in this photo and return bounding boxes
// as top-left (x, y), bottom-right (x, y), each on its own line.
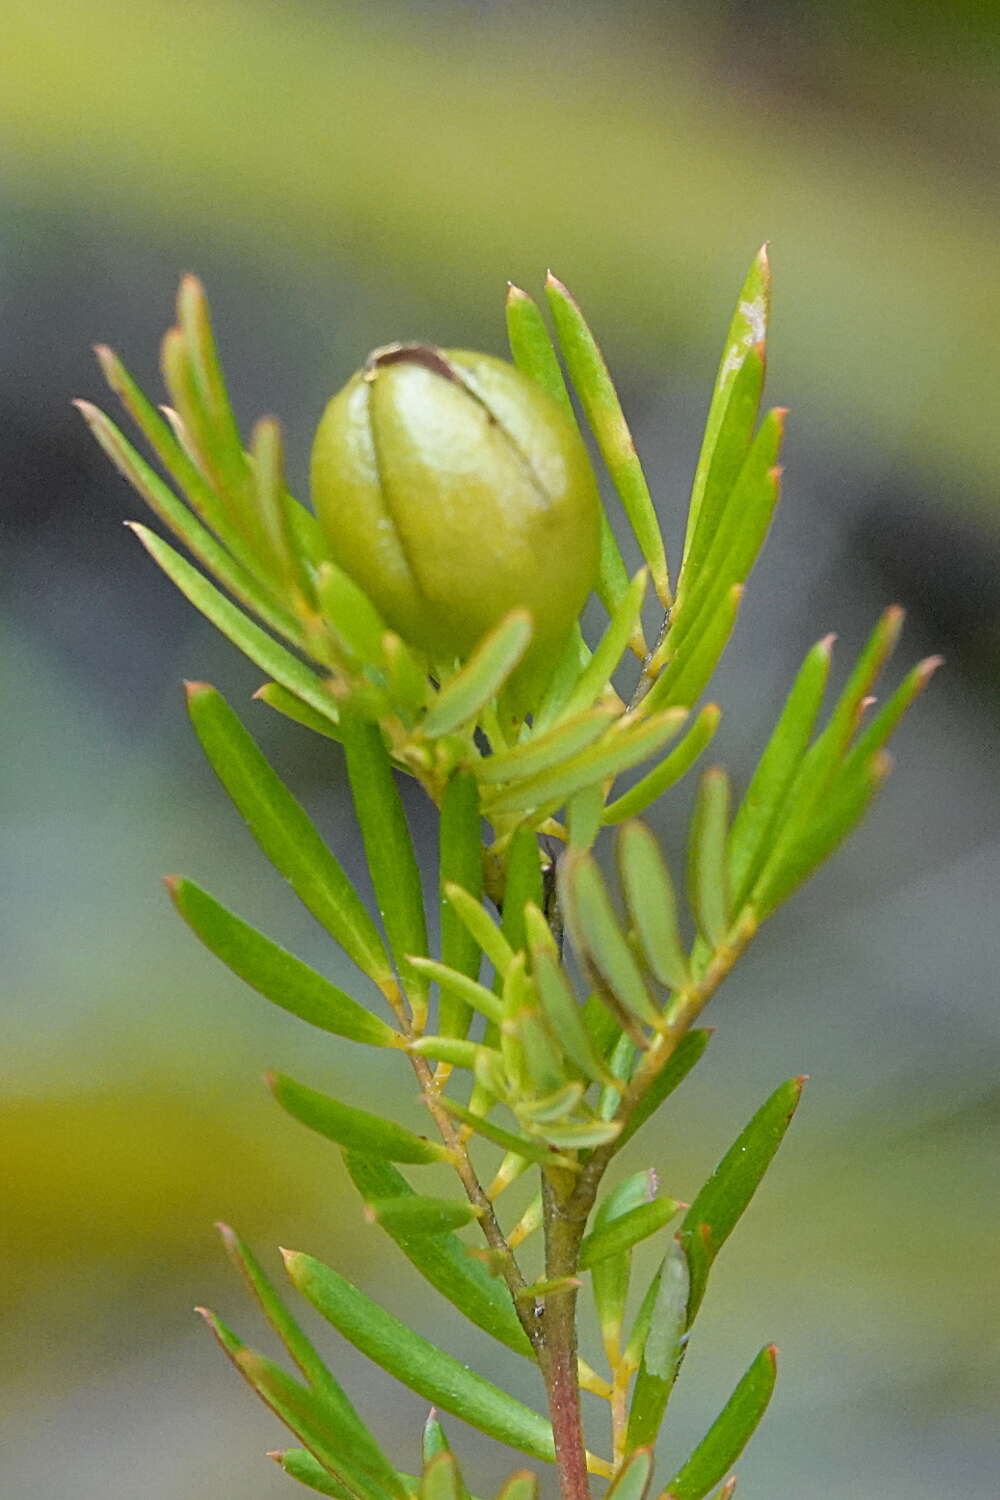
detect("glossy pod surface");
top-left (310, 345), bottom-right (601, 670)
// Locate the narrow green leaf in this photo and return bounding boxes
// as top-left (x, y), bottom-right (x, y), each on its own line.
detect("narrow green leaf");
top-left (580, 1197), bottom-right (681, 1270)
top-left (627, 1240), bottom-right (689, 1448)
top-left (532, 950), bottom-right (616, 1086)
top-left (368, 1195), bottom-right (478, 1236)
top-left (528, 1116), bottom-right (620, 1150)
top-left (556, 569), bottom-right (648, 722)
top-left (478, 709), bottom-right (617, 786)
top-left (217, 1224), bottom-right (346, 1398)
top-left (176, 275), bottom-right (246, 486)
top-left (559, 851), bottom-right (660, 1025)
top-left (256, 681), bottom-right (343, 742)
top-left (424, 612), bottom-right (533, 737)
top-left (409, 1036), bottom-right (485, 1070)
top-left (618, 822), bottom-right (690, 991)
top-left (343, 1153), bottom-right (534, 1357)
top-left (531, 625), bottom-right (594, 733)
top-left (516, 1081), bottom-right (584, 1125)
top-left (422, 1451), bottom-right (464, 1500)
top-left (606, 1447), bottom-right (654, 1500)
top-left (680, 1078), bottom-right (804, 1324)
top-left (623, 1259), bottom-right (662, 1371)
top-left (505, 284), bottom-right (573, 414)
top-left (408, 959), bottom-right (504, 1026)
top-left (93, 342), bottom-right (267, 574)
top-left (618, 1030), bottom-right (711, 1149)
top-left (487, 711), bottom-right (688, 817)
top-left (250, 416), bottom-right (314, 599)
top-left (284, 1250), bottom-right (558, 1462)
top-left (603, 705), bottom-right (721, 824)
top-left (752, 750), bottom-right (890, 917)
top-left (271, 1447), bottom-right (356, 1498)
top-left (500, 826), bottom-right (545, 951)
top-left (687, 769), bottom-right (731, 949)
top-left (641, 587), bottom-right (742, 716)
top-left (597, 1032), bottom-right (637, 1122)
top-left (438, 1097), bottom-right (568, 1166)
top-left (514, 1005), bottom-right (568, 1101)
top-left (341, 717), bottom-right (428, 1007)
top-left (727, 635), bottom-right (834, 910)
top-left (678, 345), bottom-right (766, 603)
top-left (77, 402), bottom-right (298, 643)
top-left (658, 1346), bottom-right (777, 1500)
top-left (269, 1072), bottom-right (451, 1165)
top-left (442, 883), bottom-right (514, 978)
top-left (746, 609), bottom-right (904, 907)
top-left (168, 878), bottom-right (398, 1047)
top-left (200, 1310), bottom-right (404, 1500)
top-left (683, 246), bottom-right (770, 567)
top-left (438, 770), bottom-right (484, 1036)
top-left (839, 654), bottom-right (942, 781)
top-left (185, 683), bottom-right (391, 985)
top-left (316, 561), bottom-right (389, 665)
top-left (589, 1169), bottom-right (658, 1353)
top-left (494, 1473), bottom-right (539, 1500)
top-left (666, 412), bottom-right (784, 663)
top-left (546, 273), bottom-right (670, 606)
top-left (131, 527), bottom-right (340, 726)
top-left (423, 1410), bottom-right (452, 1464)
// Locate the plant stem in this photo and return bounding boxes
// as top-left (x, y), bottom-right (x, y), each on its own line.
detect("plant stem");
top-left (540, 1172), bottom-right (591, 1500)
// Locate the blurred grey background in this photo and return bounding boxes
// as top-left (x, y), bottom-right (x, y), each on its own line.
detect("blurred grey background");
top-left (2, 2), bottom-right (998, 1497)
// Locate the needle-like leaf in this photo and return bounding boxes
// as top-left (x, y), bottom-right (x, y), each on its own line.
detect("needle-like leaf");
top-left (200, 1310), bottom-right (406, 1500)
top-left (442, 883), bottom-right (514, 978)
top-left (283, 1251), bottom-right (559, 1463)
top-left (489, 710), bottom-right (687, 819)
top-left (367, 1195), bottom-right (478, 1236)
top-left (546, 273), bottom-right (670, 607)
top-left (494, 1474), bottom-right (540, 1500)
top-left (269, 1072), bottom-right (452, 1165)
top-left (603, 705), bottom-right (721, 825)
top-left (438, 770), bottom-right (484, 1036)
top-left (657, 1346), bottom-right (777, 1500)
top-left (505, 284), bottom-right (573, 414)
top-left (532, 949), bottom-right (616, 1087)
top-left (605, 1446), bottom-right (655, 1500)
top-left (478, 709), bottom-right (618, 786)
top-left (167, 877), bottom-right (399, 1047)
top-left (559, 850), bottom-right (661, 1026)
top-left (680, 1077), bottom-right (804, 1325)
top-left (555, 569), bottom-right (648, 722)
top-left (626, 1239), bottom-right (689, 1448)
top-left (727, 635), bottom-right (833, 911)
top-left (580, 1196), bottom-right (681, 1270)
top-left (686, 769), bottom-right (732, 949)
top-left (343, 1154), bottom-right (534, 1357)
top-left (588, 1169), bottom-right (658, 1356)
top-left (131, 527), bottom-right (338, 723)
top-left (341, 717), bottom-right (429, 1011)
top-left (682, 246), bottom-right (770, 570)
top-left (617, 1030), bottom-right (711, 1149)
top-left (185, 684), bottom-right (391, 986)
top-left (423, 612), bottom-right (533, 737)
top-left (618, 822), bottom-right (691, 992)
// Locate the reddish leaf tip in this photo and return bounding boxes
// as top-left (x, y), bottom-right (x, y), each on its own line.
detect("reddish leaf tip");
top-left (506, 282), bottom-right (531, 302)
top-left (183, 679), bottom-right (215, 698)
top-left (266, 1451), bottom-right (284, 1464)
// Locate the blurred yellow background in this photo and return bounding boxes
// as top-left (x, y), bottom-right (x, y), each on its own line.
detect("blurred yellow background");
top-left (3, 3), bottom-right (998, 1497)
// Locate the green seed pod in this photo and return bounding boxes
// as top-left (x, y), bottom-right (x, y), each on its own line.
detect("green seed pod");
top-left (310, 344), bottom-right (601, 680)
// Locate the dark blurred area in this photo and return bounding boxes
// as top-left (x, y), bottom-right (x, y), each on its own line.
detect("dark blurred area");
top-left (3, 3), bottom-right (998, 1497)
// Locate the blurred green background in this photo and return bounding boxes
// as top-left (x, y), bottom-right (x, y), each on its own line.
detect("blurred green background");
top-left (3, 2), bottom-right (998, 1496)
